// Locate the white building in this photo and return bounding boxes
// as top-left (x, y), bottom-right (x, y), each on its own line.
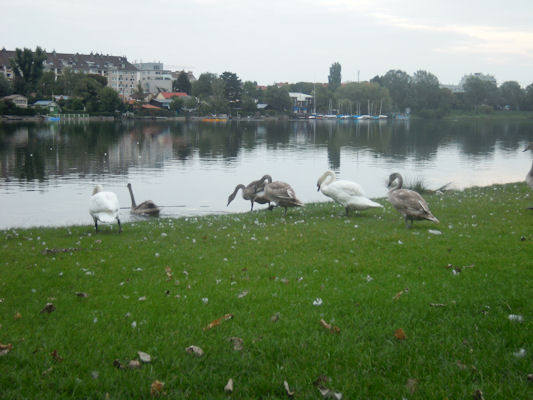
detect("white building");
top-left (134, 62), bottom-right (173, 94)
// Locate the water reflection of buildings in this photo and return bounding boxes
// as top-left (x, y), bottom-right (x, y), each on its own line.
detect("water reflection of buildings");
top-left (1, 119), bottom-right (532, 186)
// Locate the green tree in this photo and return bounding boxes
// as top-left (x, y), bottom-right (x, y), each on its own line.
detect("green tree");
top-left (499, 81), bottom-right (523, 110)
top-left (264, 85), bottom-right (291, 113)
top-left (88, 74), bottom-right (107, 87)
top-left (411, 70), bottom-right (440, 111)
top-left (242, 81), bottom-right (263, 103)
top-left (0, 74), bottom-right (12, 97)
top-left (173, 71), bottom-right (192, 94)
top-left (328, 62), bottom-right (341, 92)
top-left (220, 71), bottom-right (242, 105)
top-left (37, 71), bottom-right (57, 97)
top-left (379, 70), bottom-right (412, 112)
top-left (335, 82), bottom-right (391, 115)
top-left (314, 85), bottom-right (333, 114)
top-left (131, 82), bottom-right (145, 101)
top-left (462, 74), bottom-right (498, 109)
top-left (98, 87), bottom-right (122, 112)
top-left (288, 82), bottom-right (314, 95)
top-left (9, 46), bottom-right (47, 95)
top-left (170, 96), bottom-right (184, 113)
top-left (192, 73), bottom-right (217, 100)
top-left (522, 83), bottom-right (533, 111)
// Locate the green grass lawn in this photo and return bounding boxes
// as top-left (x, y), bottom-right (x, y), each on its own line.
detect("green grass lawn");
top-left (1, 183), bottom-right (532, 399)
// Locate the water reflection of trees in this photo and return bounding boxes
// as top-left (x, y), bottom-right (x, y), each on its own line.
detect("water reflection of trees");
top-left (1, 118), bottom-right (532, 183)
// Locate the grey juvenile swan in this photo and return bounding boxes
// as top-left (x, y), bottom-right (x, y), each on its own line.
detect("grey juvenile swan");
top-left (387, 172), bottom-right (439, 228)
top-left (89, 185), bottom-right (122, 232)
top-left (227, 174), bottom-right (272, 211)
top-left (264, 181), bottom-right (304, 215)
top-left (127, 183), bottom-right (160, 217)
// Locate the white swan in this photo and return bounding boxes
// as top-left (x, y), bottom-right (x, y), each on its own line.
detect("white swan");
top-left (524, 143), bottom-right (533, 190)
top-left (227, 174), bottom-right (272, 211)
top-left (387, 172), bottom-right (439, 228)
top-left (317, 170), bottom-right (383, 215)
top-left (89, 185), bottom-right (122, 232)
top-left (127, 183), bottom-right (160, 217)
top-left (264, 181), bottom-right (304, 215)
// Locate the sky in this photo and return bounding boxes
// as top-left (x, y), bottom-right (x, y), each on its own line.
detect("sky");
top-left (3, 0), bottom-right (533, 87)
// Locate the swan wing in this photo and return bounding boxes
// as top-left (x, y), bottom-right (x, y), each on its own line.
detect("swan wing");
top-left (331, 180), bottom-right (367, 197)
top-left (89, 192), bottom-right (119, 222)
top-left (346, 196), bottom-right (383, 210)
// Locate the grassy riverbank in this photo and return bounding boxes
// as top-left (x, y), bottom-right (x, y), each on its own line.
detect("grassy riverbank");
top-left (1, 183), bottom-right (532, 399)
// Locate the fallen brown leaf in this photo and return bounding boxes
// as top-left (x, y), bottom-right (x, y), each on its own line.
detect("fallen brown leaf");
top-left (113, 359), bottom-right (125, 369)
top-left (185, 345), bottom-right (204, 357)
top-left (224, 378), bottom-right (234, 393)
top-left (271, 312), bottom-right (280, 322)
top-left (75, 292), bottom-right (89, 298)
top-left (473, 389), bottom-right (485, 400)
top-left (393, 288), bottom-right (409, 300)
top-left (128, 360), bottom-right (141, 369)
top-left (283, 380), bottom-right (294, 397)
top-left (320, 319), bottom-right (340, 334)
top-left (42, 366), bottom-right (53, 376)
top-left (51, 349), bottom-right (63, 362)
top-left (203, 313), bottom-right (234, 331)
top-left (165, 266), bottom-right (173, 281)
top-left (394, 328), bottom-right (407, 340)
top-left (40, 303), bottom-right (56, 314)
top-left (0, 343), bottom-right (13, 356)
top-left (150, 380), bottom-right (164, 397)
top-left (228, 337), bottom-right (244, 351)
top-left (405, 378), bottom-right (418, 394)
top-left (13, 312), bottom-right (22, 320)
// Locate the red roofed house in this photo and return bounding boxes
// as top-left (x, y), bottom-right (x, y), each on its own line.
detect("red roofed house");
top-left (155, 92), bottom-right (189, 101)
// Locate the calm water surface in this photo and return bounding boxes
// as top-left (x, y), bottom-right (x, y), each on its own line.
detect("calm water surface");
top-left (1, 118), bottom-right (532, 229)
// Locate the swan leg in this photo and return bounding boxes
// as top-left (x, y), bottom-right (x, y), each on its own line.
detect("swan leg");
top-left (250, 201), bottom-right (254, 211)
top-left (93, 218), bottom-right (98, 232)
top-left (284, 206), bottom-right (288, 216)
top-left (404, 216), bottom-right (413, 229)
top-left (117, 217), bottom-right (122, 233)
top-left (345, 207), bottom-right (350, 216)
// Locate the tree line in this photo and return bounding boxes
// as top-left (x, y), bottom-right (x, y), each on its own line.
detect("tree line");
top-left (2, 48), bottom-right (533, 117)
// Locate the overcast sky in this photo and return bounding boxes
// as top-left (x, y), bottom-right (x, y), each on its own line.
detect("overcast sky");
top-left (3, 0), bottom-right (533, 87)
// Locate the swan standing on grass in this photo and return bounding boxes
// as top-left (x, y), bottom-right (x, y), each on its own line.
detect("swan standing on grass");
top-left (387, 172), bottom-right (439, 228)
top-left (127, 183), bottom-right (160, 217)
top-left (524, 143), bottom-right (533, 208)
top-left (89, 185), bottom-right (122, 232)
top-left (264, 181), bottom-right (304, 215)
top-left (317, 170), bottom-right (383, 215)
top-left (227, 174), bottom-right (272, 211)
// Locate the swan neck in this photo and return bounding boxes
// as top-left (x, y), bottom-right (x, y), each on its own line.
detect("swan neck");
top-left (127, 184), bottom-right (137, 207)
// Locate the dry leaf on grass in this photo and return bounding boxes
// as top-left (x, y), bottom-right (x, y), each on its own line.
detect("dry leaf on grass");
top-left (473, 389), bottom-right (485, 400)
top-left (394, 328), bottom-right (407, 340)
top-left (113, 359), bottom-right (125, 369)
top-left (75, 292), bottom-right (89, 298)
top-left (320, 319), bottom-right (340, 334)
top-left (165, 266), bottom-right (173, 281)
top-left (237, 290), bottom-right (249, 298)
top-left (393, 288), bottom-right (409, 300)
top-left (224, 378), bottom-right (234, 393)
top-left (128, 360), bottom-right (141, 369)
top-left (271, 312), bottom-right (280, 322)
top-left (318, 387), bottom-right (343, 399)
top-left (150, 380), bottom-right (164, 397)
top-left (228, 337), bottom-right (244, 351)
top-left (13, 312), bottom-right (22, 320)
top-left (0, 343), bottom-right (12, 356)
top-left (51, 349), bottom-right (63, 362)
top-left (405, 378), bottom-right (418, 394)
top-left (40, 303), bottom-right (56, 314)
top-left (203, 313), bottom-right (234, 331)
top-left (185, 345), bottom-right (204, 357)
top-left (138, 351), bottom-right (151, 363)
top-left (430, 303), bottom-right (446, 307)
top-left (42, 366), bottom-right (53, 376)
top-left (283, 380), bottom-right (294, 397)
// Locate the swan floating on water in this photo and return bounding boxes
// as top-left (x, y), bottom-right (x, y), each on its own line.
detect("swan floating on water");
top-left (227, 174), bottom-right (272, 211)
top-left (127, 183), bottom-right (160, 217)
top-left (264, 181), bottom-right (304, 215)
top-left (387, 172), bottom-right (439, 228)
top-left (89, 185), bottom-right (122, 232)
top-left (317, 170), bottom-right (383, 215)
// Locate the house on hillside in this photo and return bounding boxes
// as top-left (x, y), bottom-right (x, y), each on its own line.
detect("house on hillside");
top-left (33, 100), bottom-right (60, 114)
top-left (289, 92), bottom-right (314, 115)
top-left (155, 92), bottom-right (189, 101)
top-left (2, 94), bottom-right (28, 108)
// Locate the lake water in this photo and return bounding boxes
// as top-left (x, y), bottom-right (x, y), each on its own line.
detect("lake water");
top-left (1, 118), bottom-right (532, 229)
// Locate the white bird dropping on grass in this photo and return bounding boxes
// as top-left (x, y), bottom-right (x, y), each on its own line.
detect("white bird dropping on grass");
top-left (508, 314), bottom-right (524, 322)
top-left (313, 298), bottom-right (323, 306)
